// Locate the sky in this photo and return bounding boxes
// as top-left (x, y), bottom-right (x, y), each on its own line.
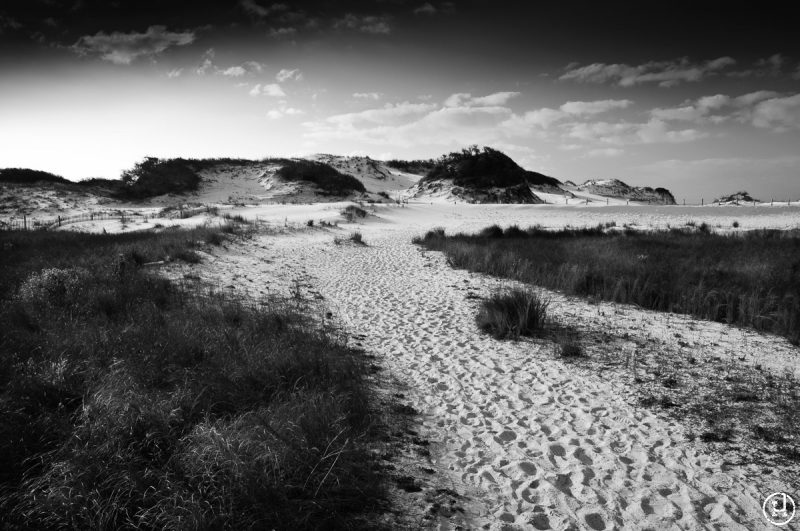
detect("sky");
top-left (1, 0), bottom-right (799, 202)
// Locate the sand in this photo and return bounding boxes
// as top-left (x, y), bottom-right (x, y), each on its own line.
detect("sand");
top-left (150, 202), bottom-right (800, 529)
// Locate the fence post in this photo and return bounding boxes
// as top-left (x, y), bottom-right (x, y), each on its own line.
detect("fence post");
top-left (23, 214), bottom-right (27, 231)
top-left (701, 198), bottom-right (704, 206)
top-left (58, 216), bottom-right (61, 227)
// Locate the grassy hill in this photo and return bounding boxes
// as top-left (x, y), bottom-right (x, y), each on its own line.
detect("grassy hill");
top-left (420, 146), bottom-right (561, 190)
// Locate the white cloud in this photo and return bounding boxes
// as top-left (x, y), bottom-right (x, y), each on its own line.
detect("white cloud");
top-left (567, 118), bottom-right (706, 145)
top-left (650, 90), bottom-right (798, 131)
top-left (303, 99), bottom-right (513, 147)
top-left (0, 14), bottom-right (23, 32)
top-left (333, 14), bottom-right (391, 34)
top-left (585, 148), bottom-right (624, 158)
top-left (221, 66), bottom-right (247, 77)
top-left (166, 68), bottom-right (183, 78)
top-left (267, 106), bottom-right (305, 119)
top-left (195, 48), bottom-right (215, 75)
top-left (729, 54), bottom-right (787, 78)
top-left (560, 57), bottom-right (735, 87)
top-left (239, 0), bottom-right (287, 17)
top-left (560, 99), bottom-right (633, 115)
top-left (353, 92), bottom-right (383, 100)
top-left (750, 94), bottom-right (800, 131)
top-left (444, 91), bottom-right (520, 107)
top-left (734, 90), bottom-right (780, 107)
top-left (502, 99), bottom-right (632, 132)
top-left (414, 3), bottom-right (437, 15)
top-left (269, 27), bottom-right (297, 38)
top-left (249, 83), bottom-right (286, 97)
top-left (276, 68), bottom-right (302, 82)
top-left (71, 25), bottom-right (195, 65)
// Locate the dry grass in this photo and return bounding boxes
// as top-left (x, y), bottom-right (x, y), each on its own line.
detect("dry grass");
top-left (0, 225), bottom-right (383, 529)
top-left (476, 288), bottom-right (549, 339)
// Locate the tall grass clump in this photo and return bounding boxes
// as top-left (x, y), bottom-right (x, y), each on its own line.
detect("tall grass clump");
top-left (415, 226), bottom-right (800, 344)
top-left (0, 227), bottom-right (381, 529)
top-left (342, 204), bottom-right (368, 222)
top-left (476, 288), bottom-right (549, 339)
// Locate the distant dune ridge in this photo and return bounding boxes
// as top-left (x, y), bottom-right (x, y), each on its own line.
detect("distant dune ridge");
top-left (713, 190), bottom-right (759, 205)
top-left (568, 178), bottom-right (677, 205)
top-left (1, 146), bottom-right (680, 216)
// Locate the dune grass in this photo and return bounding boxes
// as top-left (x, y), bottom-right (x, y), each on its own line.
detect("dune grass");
top-left (416, 224), bottom-right (800, 464)
top-left (414, 224), bottom-right (800, 344)
top-left (0, 225), bottom-right (382, 529)
top-left (476, 288), bottom-right (549, 339)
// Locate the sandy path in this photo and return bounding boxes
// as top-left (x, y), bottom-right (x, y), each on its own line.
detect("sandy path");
top-left (287, 229), bottom-right (781, 530)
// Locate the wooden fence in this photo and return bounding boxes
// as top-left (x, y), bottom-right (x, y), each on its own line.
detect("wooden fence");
top-left (0, 205), bottom-right (221, 232)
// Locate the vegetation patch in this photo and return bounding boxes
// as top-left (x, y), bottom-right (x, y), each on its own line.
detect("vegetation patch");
top-left (414, 225), bottom-right (800, 344)
top-left (342, 204), bottom-right (368, 221)
top-left (476, 288), bottom-right (549, 339)
top-left (0, 168), bottom-right (70, 185)
top-left (419, 146), bottom-right (560, 190)
top-left (416, 224), bottom-right (800, 468)
top-left (0, 226), bottom-right (382, 529)
top-left (383, 158), bottom-right (436, 175)
top-left (275, 160), bottom-right (366, 196)
top-left (119, 157), bottom-right (202, 199)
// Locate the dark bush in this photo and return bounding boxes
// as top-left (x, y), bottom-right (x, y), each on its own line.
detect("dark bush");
top-left (420, 146), bottom-right (560, 190)
top-left (120, 157), bottom-right (201, 199)
top-left (479, 225), bottom-right (504, 239)
top-left (275, 160), bottom-right (366, 196)
top-left (0, 168), bottom-right (69, 184)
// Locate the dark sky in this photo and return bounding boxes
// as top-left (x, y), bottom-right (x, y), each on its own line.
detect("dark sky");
top-left (1, 1), bottom-right (799, 200)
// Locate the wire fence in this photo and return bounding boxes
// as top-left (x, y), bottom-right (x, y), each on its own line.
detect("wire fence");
top-left (0, 205), bottom-right (222, 232)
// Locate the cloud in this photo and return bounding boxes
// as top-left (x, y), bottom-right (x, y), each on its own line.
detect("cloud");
top-left (333, 14), bottom-right (391, 34)
top-left (728, 54), bottom-right (787, 78)
top-left (353, 92), bottom-right (383, 100)
top-left (560, 57), bottom-right (735, 87)
top-left (560, 99), bottom-right (633, 115)
top-left (267, 106), bottom-right (305, 119)
top-left (585, 148), bottom-right (624, 158)
top-left (413, 3), bottom-right (437, 15)
top-left (504, 99), bottom-right (633, 131)
top-left (269, 27), bottom-right (297, 37)
top-left (566, 118), bottom-right (706, 145)
top-left (749, 94), bottom-right (800, 131)
top-left (0, 14), bottom-right (23, 32)
top-left (239, 0), bottom-right (288, 18)
top-left (195, 48), bottom-right (216, 75)
top-left (71, 25), bottom-right (195, 65)
top-left (167, 68), bottom-right (183, 78)
top-left (444, 91), bottom-right (520, 107)
top-left (249, 83), bottom-right (286, 97)
top-left (649, 90), bottom-right (795, 129)
top-left (276, 68), bottom-right (302, 82)
top-left (221, 66), bottom-right (247, 77)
